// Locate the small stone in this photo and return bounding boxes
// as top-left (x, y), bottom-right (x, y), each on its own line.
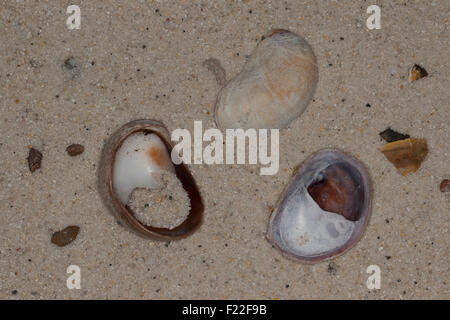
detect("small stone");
top-left (440, 179), bottom-right (450, 192)
top-left (27, 148), bottom-right (42, 172)
top-left (66, 144), bottom-right (84, 156)
top-left (51, 226), bottom-right (80, 247)
top-left (408, 64), bottom-right (428, 82)
top-left (379, 127), bottom-right (410, 143)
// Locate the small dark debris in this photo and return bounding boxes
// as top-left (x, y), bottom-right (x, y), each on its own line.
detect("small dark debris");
top-left (285, 284), bottom-right (290, 288)
top-left (379, 127), bottom-right (410, 143)
top-left (51, 226), bottom-right (80, 247)
top-left (11, 290), bottom-right (18, 295)
top-left (385, 256), bottom-right (392, 260)
top-left (385, 218), bottom-right (390, 224)
top-left (327, 262), bottom-right (338, 275)
top-left (365, 103), bottom-right (371, 108)
top-left (409, 64), bottom-right (428, 82)
top-left (27, 148), bottom-right (42, 172)
top-left (439, 179), bottom-right (450, 192)
top-left (66, 144), bottom-right (84, 156)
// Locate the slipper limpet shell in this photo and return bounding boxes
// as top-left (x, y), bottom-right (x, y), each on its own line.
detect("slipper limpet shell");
top-left (267, 149), bottom-right (372, 263)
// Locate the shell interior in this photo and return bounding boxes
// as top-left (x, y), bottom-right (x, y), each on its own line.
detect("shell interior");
top-left (113, 132), bottom-right (175, 204)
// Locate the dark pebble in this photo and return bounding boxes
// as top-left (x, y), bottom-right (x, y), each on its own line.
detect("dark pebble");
top-left (27, 148), bottom-right (42, 172)
top-left (51, 226), bottom-right (80, 247)
top-left (66, 144), bottom-right (84, 156)
top-left (379, 127), bottom-right (410, 143)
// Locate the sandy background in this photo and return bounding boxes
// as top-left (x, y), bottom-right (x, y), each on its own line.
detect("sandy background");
top-left (0, 0), bottom-right (449, 299)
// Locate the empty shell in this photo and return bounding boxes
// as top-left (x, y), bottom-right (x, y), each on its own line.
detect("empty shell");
top-left (98, 119), bottom-right (204, 240)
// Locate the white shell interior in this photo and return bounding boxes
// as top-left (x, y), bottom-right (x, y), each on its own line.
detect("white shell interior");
top-left (278, 186), bottom-right (355, 256)
top-left (113, 132), bottom-right (175, 204)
